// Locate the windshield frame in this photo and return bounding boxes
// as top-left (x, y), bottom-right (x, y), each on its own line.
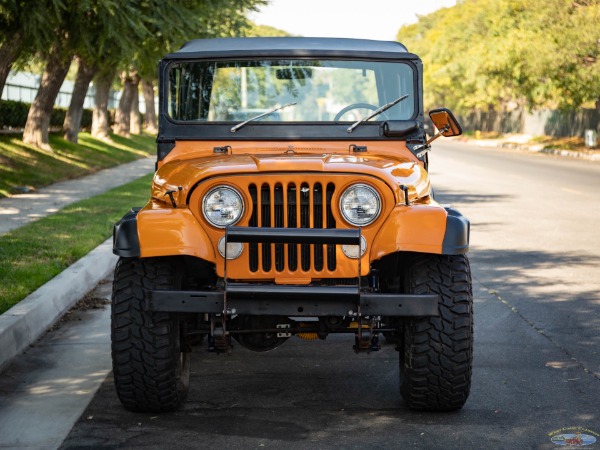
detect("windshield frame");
top-left (159, 55), bottom-right (424, 141)
top-left (165, 58), bottom-right (418, 124)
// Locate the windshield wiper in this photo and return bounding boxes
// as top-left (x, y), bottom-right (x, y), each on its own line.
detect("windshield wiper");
top-left (230, 102), bottom-right (297, 133)
top-left (346, 94), bottom-right (409, 133)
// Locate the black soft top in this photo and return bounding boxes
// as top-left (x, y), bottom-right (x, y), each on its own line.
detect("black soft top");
top-left (165, 37), bottom-right (416, 60)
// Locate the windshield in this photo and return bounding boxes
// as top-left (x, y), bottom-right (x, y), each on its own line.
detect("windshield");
top-left (168, 59), bottom-right (415, 123)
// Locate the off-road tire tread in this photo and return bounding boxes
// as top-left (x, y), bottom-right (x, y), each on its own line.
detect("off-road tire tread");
top-left (111, 257), bottom-right (189, 412)
top-left (400, 253), bottom-right (473, 411)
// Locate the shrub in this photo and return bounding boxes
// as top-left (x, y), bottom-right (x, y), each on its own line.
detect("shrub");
top-left (50, 107), bottom-right (67, 127)
top-left (0, 100), bottom-right (29, 128)
top-left (0, 99), bottom-right (94, 130)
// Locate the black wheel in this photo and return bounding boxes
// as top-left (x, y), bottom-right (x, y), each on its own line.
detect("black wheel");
top-left (399, 253), bottom-right (473, 411)
top-left (111, 257), bottom-right (190, 412)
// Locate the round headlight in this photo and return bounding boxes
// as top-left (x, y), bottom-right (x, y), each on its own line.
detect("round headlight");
top-left (339, 184), bottom-right (381, 226)
top-left (202, 186), bottom-right (244, 228)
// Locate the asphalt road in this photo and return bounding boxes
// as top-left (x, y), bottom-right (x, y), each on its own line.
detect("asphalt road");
top-left (59, 141), bottom-right (600, 449)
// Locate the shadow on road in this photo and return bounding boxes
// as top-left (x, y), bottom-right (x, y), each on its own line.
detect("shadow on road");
top-left (435, 191), bottom-right (515, 205)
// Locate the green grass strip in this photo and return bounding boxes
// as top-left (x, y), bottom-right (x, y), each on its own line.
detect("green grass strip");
top-left (0, 132), bottom-right (155, 198)
top-left (0, 174), bottom-right (153, 314)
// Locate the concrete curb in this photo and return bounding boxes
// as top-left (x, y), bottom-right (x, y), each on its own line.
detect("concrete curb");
top-left (0, 237), bottom-right (117, 372)
top-left (461, 138), bottom-right (600, 161)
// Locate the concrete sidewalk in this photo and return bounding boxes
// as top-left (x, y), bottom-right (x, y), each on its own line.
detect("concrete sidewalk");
top-left (0, 157), bottom-right (155, 236)
top-left (0, 275), bottom-right (113, 449)
top-left (0, 156), bottom-right (154, 371)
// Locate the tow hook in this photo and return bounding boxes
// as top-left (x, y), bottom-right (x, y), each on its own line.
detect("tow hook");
top-left (208, 317), bottom-right (231, 354)
top-left (353, 317), bottom-right (380, 353)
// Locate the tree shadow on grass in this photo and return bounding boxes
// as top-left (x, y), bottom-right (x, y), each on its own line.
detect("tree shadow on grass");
top-left (107, 133), bottom-right (156, 154)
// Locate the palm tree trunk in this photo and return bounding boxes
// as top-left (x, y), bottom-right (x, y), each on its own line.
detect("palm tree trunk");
top-left (91, 72), bottom-right (114, 141)
top-left (63, 57), bottom-right (97, 143)
top-left (115, 70), bottom-right (140, 137)
top-left (0, 32), bottom-right (23, 94)
top-left (22, 46), bottom-right (72, 150)
top-left (141, 79), bottom-right (157, 134)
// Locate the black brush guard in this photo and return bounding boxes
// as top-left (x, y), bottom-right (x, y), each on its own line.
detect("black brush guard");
top-left (146, 226), bottom-right (439, 317)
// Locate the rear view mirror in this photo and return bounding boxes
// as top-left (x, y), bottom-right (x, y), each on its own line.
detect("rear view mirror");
top-left (429, 108), bottom-right (462, 137)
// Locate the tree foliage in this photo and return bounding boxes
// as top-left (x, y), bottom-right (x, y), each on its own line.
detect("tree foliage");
top-left (134, 0), bottom-right (268, 81)
top-left (397, 0), bottom-right (600, 113)
top-left (246, 24), bottom-right (292, 37)
top-left (0, 0), bottom-right (65, 91)
top-left (0, 0), bottom-right (267, 147)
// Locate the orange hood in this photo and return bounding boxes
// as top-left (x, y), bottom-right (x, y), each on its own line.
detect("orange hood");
top-left (151, 152), bottom-right (430, 206)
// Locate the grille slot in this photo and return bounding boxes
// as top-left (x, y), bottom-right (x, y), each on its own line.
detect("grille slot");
top-left (248, 181), bottom-right (336, 273)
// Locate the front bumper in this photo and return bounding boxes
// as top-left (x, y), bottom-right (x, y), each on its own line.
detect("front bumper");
top-left (146, 287), bottom-right (439, 317)
top-left (146, 225), bottom-right (439, 318)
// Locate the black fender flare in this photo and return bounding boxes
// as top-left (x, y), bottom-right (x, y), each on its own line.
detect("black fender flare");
top-left (113, 207), bottom-right (141, 257)
top-left (442, 207), bottom-right (470, 254)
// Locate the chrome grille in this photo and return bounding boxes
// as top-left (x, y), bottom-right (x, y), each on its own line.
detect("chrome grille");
top-left (248, 182), bottom-right (336, 273)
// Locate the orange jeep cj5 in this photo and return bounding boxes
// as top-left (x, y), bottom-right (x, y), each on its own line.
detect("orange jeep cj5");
top-left (112, 37), bottom-right (472, 413)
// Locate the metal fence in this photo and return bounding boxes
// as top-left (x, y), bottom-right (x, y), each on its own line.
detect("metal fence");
top-left (1, 82), bottom-right (120, 109)
top-left (459, 108), bottom-right (599, 138)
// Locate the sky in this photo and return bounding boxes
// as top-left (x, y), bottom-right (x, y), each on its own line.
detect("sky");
top-left (249, 0), bottom-right (457, 41)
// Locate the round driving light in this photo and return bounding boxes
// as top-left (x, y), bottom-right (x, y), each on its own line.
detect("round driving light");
top-left (339, 184), bottom-right (381, 226)
top-left (202, 186), bottom-right (244, 227)
top-left (218, 237), bottom-right (244, 259)
top-left (342, 236), bottom-right (368, 259)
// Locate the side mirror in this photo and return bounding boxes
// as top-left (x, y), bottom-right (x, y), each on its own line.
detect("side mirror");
top-left (429, 108), bottom-right (462, 137)
top-left (414, 108), bottom-right (463, 159)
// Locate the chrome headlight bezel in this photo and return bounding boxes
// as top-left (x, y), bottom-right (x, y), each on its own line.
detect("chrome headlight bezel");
top-left (339, 183), bottom-right (382, 226)
top-left (202, 186), bottom-right (244, 228)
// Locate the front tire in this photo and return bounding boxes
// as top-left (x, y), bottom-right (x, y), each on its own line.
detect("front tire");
top-left (111, 257), bottom-right (190, 412)
top-left (399, 253), bottom-right (473, 411)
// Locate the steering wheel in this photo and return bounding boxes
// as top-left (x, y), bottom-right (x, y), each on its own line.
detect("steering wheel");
top-left (334, 103), bottom-right (378, 121)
